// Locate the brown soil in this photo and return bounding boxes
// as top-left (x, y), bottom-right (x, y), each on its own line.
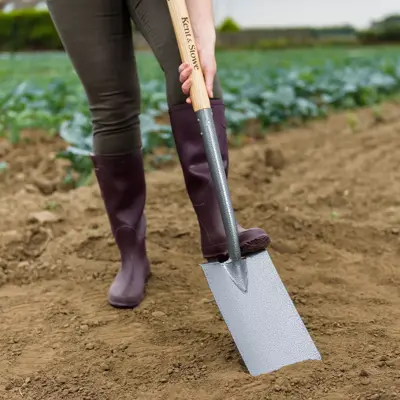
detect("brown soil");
top-left (0, 104), bottom-right (399, 400)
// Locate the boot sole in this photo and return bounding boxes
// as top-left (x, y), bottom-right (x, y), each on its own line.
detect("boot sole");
top-left (206, 234), bottom-right (271, 263)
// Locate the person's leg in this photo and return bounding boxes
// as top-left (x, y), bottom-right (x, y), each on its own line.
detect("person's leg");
top-left (47, 0), bottom-right (150, 307)
top-left (47, 0), bottom-right (142, 154)
top-left (128, 0), bottom-right (270, 261)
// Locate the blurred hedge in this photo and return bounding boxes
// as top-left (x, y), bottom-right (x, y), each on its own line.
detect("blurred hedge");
top-left (253, 36), bottom-right (359, 50)
top-left (358, 24), bottom-right (400, 44)
top-left (0, 9), bottom-right (62, 51)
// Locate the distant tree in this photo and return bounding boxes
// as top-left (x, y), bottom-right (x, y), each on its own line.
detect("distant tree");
top-left (218, 17), bottom-right (240, 33)
top-left (371, 14), bottom-right (400, 29)
top-left (359, 14), bottom-right (400, 44)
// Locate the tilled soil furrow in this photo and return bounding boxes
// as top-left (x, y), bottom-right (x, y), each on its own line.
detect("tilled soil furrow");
top-left (1, 103), bottom-right (400, 399)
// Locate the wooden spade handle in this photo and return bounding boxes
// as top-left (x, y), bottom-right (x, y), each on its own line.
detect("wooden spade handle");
top-left (166, 0), bottom-right (211, 111)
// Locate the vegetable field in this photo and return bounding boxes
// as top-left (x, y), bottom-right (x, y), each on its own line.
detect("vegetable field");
top-left (1, 47), bottom-right (400, 400)
top-left (2, 47), bottom-right (400, 186)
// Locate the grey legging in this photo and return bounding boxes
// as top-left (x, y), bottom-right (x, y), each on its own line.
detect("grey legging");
top-left (47, 0), bottom-right (223, 155)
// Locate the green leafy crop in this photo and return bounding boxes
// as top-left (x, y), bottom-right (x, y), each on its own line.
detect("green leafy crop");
top-left (1, 48), bottom-right (400, 186)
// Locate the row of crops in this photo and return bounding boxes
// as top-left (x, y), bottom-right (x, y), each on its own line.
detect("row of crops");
top-left (1, 48), bottom-right (400, 186)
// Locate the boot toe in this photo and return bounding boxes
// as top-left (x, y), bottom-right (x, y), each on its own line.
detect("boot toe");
top-left (108, 274), bottom-right (149, 309)
top-left (108, 291), bottom-right (145, 309)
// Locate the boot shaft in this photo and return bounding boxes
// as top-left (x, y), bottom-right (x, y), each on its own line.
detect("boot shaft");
top-left (91, 151), bottom-right (146, 237)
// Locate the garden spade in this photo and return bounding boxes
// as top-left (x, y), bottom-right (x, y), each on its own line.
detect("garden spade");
top-left (166, 0), bottom-right (322, 376)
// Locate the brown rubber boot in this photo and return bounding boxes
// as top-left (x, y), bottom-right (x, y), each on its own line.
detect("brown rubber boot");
top-left (91, 151), bottom-right (150, 308)
top-left (169, 99), bottom-right (270, 261)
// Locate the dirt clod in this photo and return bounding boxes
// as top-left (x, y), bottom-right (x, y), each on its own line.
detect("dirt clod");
top-left (28, 210), bottom-right (62, 224)
top-left (264, 147), bottom-right (285, 170)
top-left (152, 311), bottom-right (166, 318)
